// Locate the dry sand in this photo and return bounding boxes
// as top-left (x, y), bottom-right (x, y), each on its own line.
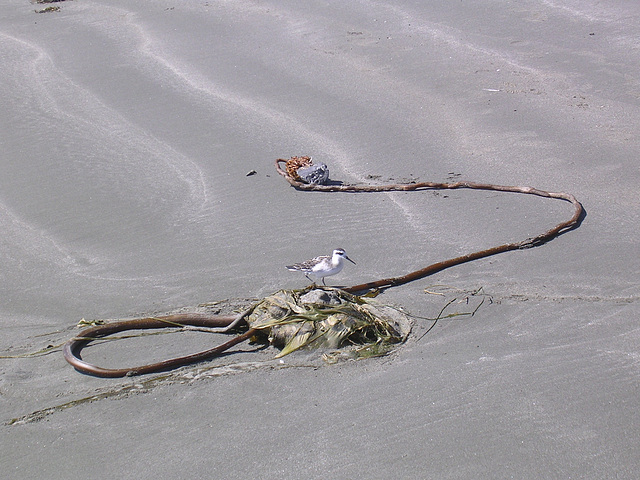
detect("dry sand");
top-left (1, 0), bottom-right (639, 478)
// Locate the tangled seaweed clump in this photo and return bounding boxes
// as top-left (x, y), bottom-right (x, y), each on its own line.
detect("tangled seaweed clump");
top-left (246, 287), bottom-right (411, 360)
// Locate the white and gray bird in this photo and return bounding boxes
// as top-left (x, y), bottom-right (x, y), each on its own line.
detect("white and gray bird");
top-left (286, 248), bottom-right (356, 285)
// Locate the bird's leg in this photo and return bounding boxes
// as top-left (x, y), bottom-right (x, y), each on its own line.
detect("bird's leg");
top-left (322, 278), bottom-right (327, 286)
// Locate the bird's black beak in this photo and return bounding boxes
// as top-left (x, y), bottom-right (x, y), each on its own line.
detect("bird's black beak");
top-left (345, 255), bottom-right (356, 265)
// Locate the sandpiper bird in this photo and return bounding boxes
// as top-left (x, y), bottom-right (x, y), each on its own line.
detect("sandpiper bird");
top-left (286, 248), bottom-right (356, 285)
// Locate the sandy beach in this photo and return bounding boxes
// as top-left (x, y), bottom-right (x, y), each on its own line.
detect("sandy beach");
top-left (2, 0), bottom-right (639, 477)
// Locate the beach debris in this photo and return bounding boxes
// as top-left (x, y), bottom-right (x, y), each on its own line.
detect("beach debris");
top-left (284, 155), bottom-right (312, 178)
top-left (35, 6), bottom-right (60, 12)
top-left (77, 318), bottom-right (105, 327)
top-left (281, 156), bottom-right (330, 184)
top-left (275, 157), bottom-right (584, 294)
top-left (34, 0), bottom-right (66, 13)
top-left (62, 286), bottom-right (411, 377)
top-left (297, 162), bottom-right (329, 185)
top-left (246, 169), bottom-right (257, 176)
top-left (246, 286), bottom-right (411, 359)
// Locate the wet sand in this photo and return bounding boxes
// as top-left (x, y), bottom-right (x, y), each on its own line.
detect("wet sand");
top-left (2, 1), bottom-right (639, 478)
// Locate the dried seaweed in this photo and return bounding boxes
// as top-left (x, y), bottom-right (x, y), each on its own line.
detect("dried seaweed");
top-left (246, 287), bottom-right (411, 359)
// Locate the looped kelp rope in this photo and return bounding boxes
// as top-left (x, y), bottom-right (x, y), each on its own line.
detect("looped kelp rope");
top-left (63, 159), bottom-right (583, 377)
top-left (63, 287), bottom-right (411, 377)
top-left (275, 158), bottom-right (584, 294)
top-left (63, 313), bottom-right (256, 378)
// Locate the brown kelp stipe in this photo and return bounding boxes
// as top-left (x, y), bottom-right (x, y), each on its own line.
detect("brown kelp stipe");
top-left (63, 313), bottom-right (256, 378)
top-left (63, 159), bottom-right (583, 377)
top-left (275, 158), bottom-right (584, 294)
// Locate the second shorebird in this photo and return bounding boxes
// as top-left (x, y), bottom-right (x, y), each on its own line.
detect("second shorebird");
top-left (286, 248), bottom-right (356, 285)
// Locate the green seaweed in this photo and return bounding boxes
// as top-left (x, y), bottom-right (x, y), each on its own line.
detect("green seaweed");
top-left (246, 287), bottom-right (411, 360)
